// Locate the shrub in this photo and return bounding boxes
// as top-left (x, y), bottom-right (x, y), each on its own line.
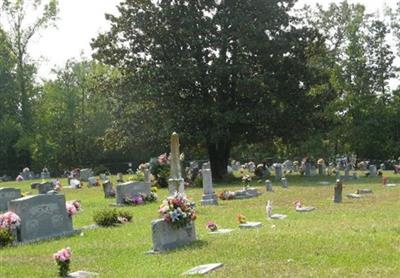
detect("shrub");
top-left (117, 210), bottom-right (133, 222)
top-left (0, 228), bottom-right (13, 247)
top-left (93, 209), bottom-right (133, 227)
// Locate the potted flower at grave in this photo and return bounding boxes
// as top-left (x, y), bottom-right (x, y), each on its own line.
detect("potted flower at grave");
top-left (159, 193), bottom-right (196, 229)
top-left (53, 247), bottom-right (72, 277)
top-left (0, 211), bottom-right (21, 247)
top-left (237, 213), bottom-right (247, 224)
top-left (149, 153), bottom-right (170, 188)
top-left (66, 200), bottom-right (81, 217)
top-left (206, 221), bottom-right (218, 232)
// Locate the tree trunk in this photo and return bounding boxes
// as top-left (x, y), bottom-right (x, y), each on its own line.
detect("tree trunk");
top-left (207, 138), bottom-right (231, 181)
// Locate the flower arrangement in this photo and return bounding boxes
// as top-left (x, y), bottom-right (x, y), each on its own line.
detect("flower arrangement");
top-left (242, 175), bottom-right (252, 188)
top-left (124, 194), bottom-right (144, 205)
top-left (0, 212), bottom-right (21, 246)
top-left (149, 153), bottom-right (170, 188)
top-left (53, 247), bottom-right (72, 277)
top-left (159, 193), bottom-right (196, 229)
top-left (206, 221), bottom-right (218, 232)
top-left (66, 200), bottom-right (81, 217)
top-left (218, 190), bottom-right (236, 200)
top-left (0, 211), bottom-right (21, 230)
top-left (123, 192), bottom-right (158, 205)
top-left (237, 213), bottom-right (247, 224)
top-left (294, 200), bottom-right (302, 209)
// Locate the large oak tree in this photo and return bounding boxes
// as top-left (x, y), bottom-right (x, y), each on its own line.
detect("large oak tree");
top-left (92, 0), bottom-right (328, 179)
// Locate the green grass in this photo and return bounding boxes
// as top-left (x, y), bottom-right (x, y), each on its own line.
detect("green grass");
top-left (1, 172), bottom-right (400, 277)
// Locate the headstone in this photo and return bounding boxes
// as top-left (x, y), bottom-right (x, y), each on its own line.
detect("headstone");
top-left (356, 189), bottom-right (372, 194)
top-left (69, 179), bottom-right (81, 189)
top-left (234, 188), bottom-right (261, 199)
top-left (281, 178), bottom-right (288, 189)
top-left (265, 180), bottom-right (273, 192)
top-left (8, 194), bottom-right (74, 242)
top-left (318, 164), bottom-right (324, 176)
top-left (296, 207), bottom-right (315, 212)
top-left (40, 172), bottom-right (50, 179)
top-left (67, 271), bottom-right (98, 278)
top-left (344, 165), bottom-right (350, 180)
top-left (0, 188), bottom-right (21, 212)
top-left (151, 219), bottom-right (196, 252)
top-left (182, 263), bottom-right (223, 276)
top-left (209, 229), bottom-right (234, 235)
top-left (335, 167), bottom-right (340, 180)
top-left (80, 168), bottom-right (94, 182)
top-left (168, 132), bottom-right (185, 195)
top-left (266, 200), bottom-right (287, 219)
top-left (347, 193), bottom-right (362, 199)
top-left (37, 182), bottom-right (55, 194)
top-left (87, 177), bottom-right (97, 187)
top-left (305, 163), bottom-right (311, 177)
top-left (274, 163), bottom-right (283, 181)
top-left (269, 214), bottom-right (287, 220)
top-left (239, 222), bottom-right (262, 228)
top-left (144, 169), bottom-right (151, 183)
top-left (116, 181), bottom-right (151, 205)
top-left (99, 174), bottom-right (108, 182)
top-left (102, 181), bottom-right (114, 198)
top-left (334, 179), bottom-right (342, 203)
top-left (201, 163), bottom-right (218, 205)
top-left (369, 165), bottom-right (377, 177)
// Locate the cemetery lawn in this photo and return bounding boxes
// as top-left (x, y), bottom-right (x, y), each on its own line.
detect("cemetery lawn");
top-left (1, 173), bottom-right (400, 277)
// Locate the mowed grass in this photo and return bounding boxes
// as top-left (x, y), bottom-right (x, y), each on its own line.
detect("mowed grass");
top-left (1, 172), bottom-right (400, 277)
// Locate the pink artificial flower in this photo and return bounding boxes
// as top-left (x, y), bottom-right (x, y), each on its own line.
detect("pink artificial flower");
top-left (53, 247), bottom-right (72, 262)
top-left (158, 153), bottom-right (168, 165)
top-left (66, 203), bottom-right (77, 217)
top-left (0, 212), bottom-right (21, 229)
top-left (294, 200), bottom-right (302, 209)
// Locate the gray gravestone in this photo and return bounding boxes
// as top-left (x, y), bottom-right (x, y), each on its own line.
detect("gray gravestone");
top-left (182, 263), bottom-right (223, 275)
top-left (239, 222), bottom-right (262, 228)
top-left (67, 271), bottom-right (98, 278)
top-left (80, 168), bottom-right (94, 182)
top-left (116, 181), bottom-right (151, 205)
top-left (151, 219), bottom-right (196, 252)
top-left (281, 178), bottom-right (288, 189)
top-left (37, 182), bottom-right (55, 194)
top-left (344, 165), bottom-right (350, 180)
top-left (144, 169), bottom-right (151, 183)
top-left (265, 180), bottom-right (273, 192)
top-left (274, 164), bottom-right (282, 181)
top-left (40, 172), bottom-right (50, 179)
top-left (305, 163), bottom-right (311, 177)
top-left (334, 180), bottom-right (342, 203)
top-left (201, 163), bottom-right (218, 205)
top-left (0, 188), bottom-right (21, 212)
top-left (369, 165), bottom-right (377, 177)
top-left (102, 181), bottom-right (114, 198)
top-left (8, 194), bottom-right (74, 242)
top-left (87, 177), bottom-right (97, 187)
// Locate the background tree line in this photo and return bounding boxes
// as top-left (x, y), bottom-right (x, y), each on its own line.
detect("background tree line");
top-left (1, 0), bottom-right (400, 179)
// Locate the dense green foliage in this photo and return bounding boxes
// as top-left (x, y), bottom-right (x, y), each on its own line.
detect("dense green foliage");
top-left (1, 0), bottom-right (400, 176)
top-left (93, 208), bottom-right (133, 227)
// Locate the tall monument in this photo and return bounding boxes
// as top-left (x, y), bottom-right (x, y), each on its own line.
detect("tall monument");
top-left (168, 132), bottom-right (185, 195)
